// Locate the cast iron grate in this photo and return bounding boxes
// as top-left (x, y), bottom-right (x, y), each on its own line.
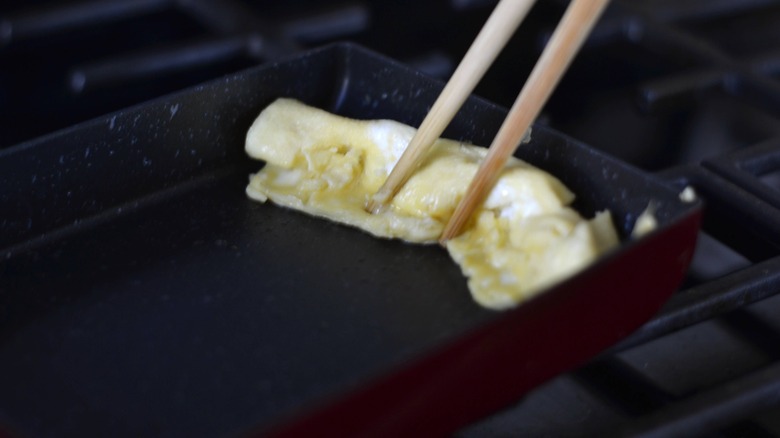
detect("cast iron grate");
top-left (0, 0), bottom-right (468, 150)
top-left (0, 0), bottom-right (371, 149)
top-left (3, 0), bottom-right (780, 437)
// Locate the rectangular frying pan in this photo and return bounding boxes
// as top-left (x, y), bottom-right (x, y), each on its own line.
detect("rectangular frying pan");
top-left (0, 43), bottom-right (700, 437)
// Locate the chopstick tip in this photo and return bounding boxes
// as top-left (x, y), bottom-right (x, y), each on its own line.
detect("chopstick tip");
top-left (364, 195), bottom-right (386, 215)
top-left (438, 226), bottom-right (458, 246)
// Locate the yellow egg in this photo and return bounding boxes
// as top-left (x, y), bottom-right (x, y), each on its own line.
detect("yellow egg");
top-left (246, 98), bottom-right (619, 310)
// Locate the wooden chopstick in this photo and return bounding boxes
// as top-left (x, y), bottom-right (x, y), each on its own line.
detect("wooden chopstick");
top-left (366, 0), bottom-right (537, 214)
top-left (439, 0), bottom-right (610, 244)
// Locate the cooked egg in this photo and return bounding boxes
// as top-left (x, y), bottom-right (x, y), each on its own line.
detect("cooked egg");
top-left (246, 98), bottom-right (619, 309)
top-left (631, 201), bottom-right (658, 239)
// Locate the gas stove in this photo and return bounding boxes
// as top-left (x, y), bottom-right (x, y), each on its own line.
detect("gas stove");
top-left (2, 1), bottom-right (780, 436)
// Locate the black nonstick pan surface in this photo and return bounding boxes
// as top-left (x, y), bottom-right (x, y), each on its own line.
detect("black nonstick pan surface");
top-left (0, 43), bottom-right (700, 437)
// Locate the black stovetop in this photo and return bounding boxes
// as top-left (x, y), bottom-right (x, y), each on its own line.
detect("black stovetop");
top-left (3, 1), bottom-right (780, 436)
